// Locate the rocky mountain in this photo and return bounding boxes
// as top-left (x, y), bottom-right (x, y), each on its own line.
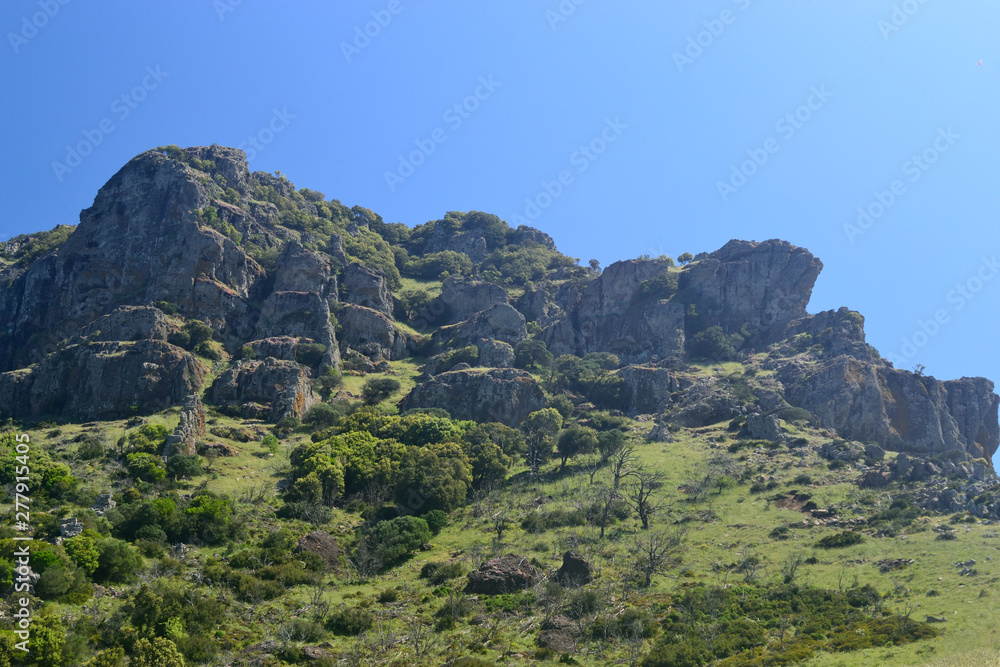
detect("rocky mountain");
top-left (1, 145), bottom-right (996, 474)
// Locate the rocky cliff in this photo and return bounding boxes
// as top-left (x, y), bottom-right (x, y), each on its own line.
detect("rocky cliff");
top-left (1, 145), bottom-right (996, 472)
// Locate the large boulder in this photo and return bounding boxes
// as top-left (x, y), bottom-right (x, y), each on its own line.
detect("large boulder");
top-left (0, 340), bottom-right (205, 421)
top-left (466, 554), bottom-right (541, 595)
top-left (556, 551), bottom-right (593, 587)
top-left (618, 366), bottom-right (687, 414)
top-left (296, 531), bottom-right (344, 569)
top-left (667, 377), bottom-right (744, 427)
top-left (77, 305), bottom-right (177, 343)
top-left (206, 358), bottom-right (318, 421)
top-left (253, 291), bottom-right (339, 368)
top-left (400, 368), bottom-right (545, 426)
top-left (543, 260), bottom-right (686, 364)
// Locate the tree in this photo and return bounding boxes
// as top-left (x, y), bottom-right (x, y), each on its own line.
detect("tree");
top-left (84, 647), bottom-right (126, 667)
top-left (589, 258), bottom-right (601, 272)
top-left (131, 637), bottom-right (186, 667)
top-left (677, 252), bottom-right (694, 264)
top-left (597, 429), bottom-right (627, 462)
top-left (688, 326), bottom-right (743, 361)
top-left (363, 516), bottom-right (432, 567)
top-left (461, 428), bottom-right (513, 488)
top-left (166, 454), bottom-right (204, 479)
top-left (303, 402), bottom-right (341, 430)
top-left (555, 425), bottom-right (598, 470)
top-left (94, 538), bottom-right (143, 583)
top-left (30, 610), bottom-right (66, 667)
top-left (362, 377), bottom-right (402, 405)
top-left (521, 408), bottom-right (563, 475)
top-left (610, 444), bottom-right (639, 493)
top-left (514, 339), bottom-right (554, 370)
top-left (631, 531), bottom-right (684, 587)
top-left (625, 469), bottom-right (666, 530)
top-left (64, 535), bottom-right (100, 575)
top-left (394, 442), bottom-right (472, 513)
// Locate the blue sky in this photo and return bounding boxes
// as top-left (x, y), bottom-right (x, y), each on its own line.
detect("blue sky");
top-left (3, 1), bottom-right (1000, 453)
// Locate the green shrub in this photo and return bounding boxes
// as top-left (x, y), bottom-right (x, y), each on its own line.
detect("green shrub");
top-left (816, 531), bottom-right (865, 549)
top-left (326, 607), bottom-right (374, 636)
top-left (423, 509), bottom-right (448, 535)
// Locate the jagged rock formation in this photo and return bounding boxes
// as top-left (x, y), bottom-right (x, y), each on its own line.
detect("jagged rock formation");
top-left (163, 396), bottom-right (207, 457)
top-left (0, 144), bottom-right (996, 476)
top-left (465, 554), bottom-right (541, 595)
top-left (401, 369), bottom-right (545, 426)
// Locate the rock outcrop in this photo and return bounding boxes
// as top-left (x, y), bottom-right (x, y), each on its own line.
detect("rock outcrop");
top-left (400, 368), bottom-right (545, 426)
top-left (556, 551), bottom-right (593, 587)
top-left (342, 263), bottom-right (392, 315)
top-left (465, 554), bottom-right (541, 595)
top-left (433, 304), bottom-right (527, 349)
top-left (777, 357), bottom-right (999, 461)
top-left (432, 279), bottom-right (509, 325)
top-left (206, 358), bottom-right (318, 421)
top-left (0, 341), bottom-right (205, 421)
top-left (163, 396), bottom-right (207, 457)
top-left (339, 305), bottom-right (409, 361)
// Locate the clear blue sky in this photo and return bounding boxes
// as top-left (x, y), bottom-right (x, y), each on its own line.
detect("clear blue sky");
top-left (3, 1), bottom-right (1000, 453)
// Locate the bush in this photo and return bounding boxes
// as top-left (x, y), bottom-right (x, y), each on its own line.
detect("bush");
top-left (166, 454), bottom-right (204, 479)
top-left (362, 378), bottom-right (402, 405)
top-left (364, 516), bottom-right (432, 566)
top-left (294, 342), bottom-right (327, 367)
top-left (303, 403), bottom-right (341, 430)
top-left (816, 531), bottom-right (866, 549)
top-left (687, 326), bottom-right (743, 361)
top-left (420, 560), bottom-right (465, 585)
top-left (94, 538), bottom-right (143, 583)
top-left (423, 509), bottom-right (448, 535)
top-left (326, 607), bottom-right (374, 636)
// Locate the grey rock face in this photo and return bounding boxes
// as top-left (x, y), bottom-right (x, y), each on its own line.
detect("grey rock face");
top-left (676, 239), bottom-right (822, 342)
top-left (342, 263), bottom-right (392, 315)
top-left (254, 290), bottom-right (338, 369)
top-left (77, 306), bottom-right (177, 343)
top-left (339, 305), bottom-right (408, 361)
top-left (434, 279), bottom-right (509, 325)
top-left (543, 260), bottom-right (685, 363)
top-left (434, 304), bottom-right (527, 349)
top-left (741, 413), bottom-right (784, 441)
top-left (778, 357), bottom-right (1000, 460)
top-left (0, 340), bottom-right (205, 421)
top-left (667, 377), bottom-right (744, 427)
top-left (400, 368), bottom-right (545, 426)
top-left (206, 358), bottom-right (318, 421)
top-left (618, 366), bottom-right (686, 415)
top-left (477, 339), bottom-right (515, 368)
top-left (272, 241), bottom-right (339, 304)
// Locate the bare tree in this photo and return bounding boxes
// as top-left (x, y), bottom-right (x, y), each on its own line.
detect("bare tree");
top-left (631, 530), bottom-right (684, 587)
top-left (583, 453), bottom-right (602, 484)
top-left (610, 444), bottom-right (639, 493)
top-left (624, 468), bottom-right (665, 530)
top-left (780, 553), bottom-right (804, 584)
top-left (491, 505), bottom-right (512, 541)
top-left (596, 486), bottom-right (619, 539)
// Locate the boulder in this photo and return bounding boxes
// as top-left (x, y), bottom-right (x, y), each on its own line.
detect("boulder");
top-left (741, 413), bottom-right (784, 441)
top-left (779, 356), bottom-right (1000, 461)
top-left (206, 358), bottom-right (318, 421)
top-left (556, 551), bottom-right (593, 587)
top-left (667, 377), bottom-right (744, 427)
top-left (400, 368), bottom-right (546, 426)
top-left (477, 339), bottom-right (515, 368)
top-left (538, 615), bottom-right (577, 652)
top-left (163, 396), bottom-right (207, 457)
top-left (465, 554), bottom-right (541, 595)
top-left (618, 366), bottom-right (686, 414)
top-left (243, 336), bottom-right (300, 362)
